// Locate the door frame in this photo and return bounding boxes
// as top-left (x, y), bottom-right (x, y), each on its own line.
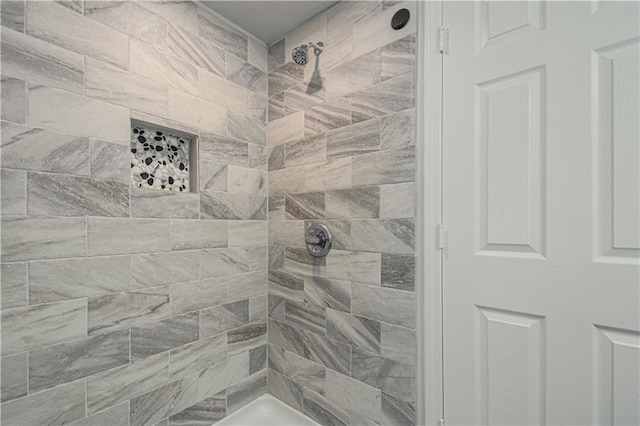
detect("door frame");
top-left (416, 1), bottom-right (444, 425)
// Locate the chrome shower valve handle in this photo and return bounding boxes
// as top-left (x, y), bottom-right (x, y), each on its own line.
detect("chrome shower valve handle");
top-left (305, 223), bottom-right (332, 258)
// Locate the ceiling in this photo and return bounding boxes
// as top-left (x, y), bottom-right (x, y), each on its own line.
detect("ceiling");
top-left (200, 1), bottom-right (338, 45)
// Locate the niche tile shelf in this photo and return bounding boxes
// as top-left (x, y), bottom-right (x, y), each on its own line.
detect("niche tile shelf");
top-left (130, 120), bottom-right (198, 192)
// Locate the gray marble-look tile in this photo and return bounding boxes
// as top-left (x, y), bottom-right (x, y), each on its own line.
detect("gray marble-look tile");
top-left (200, 132), bottom-right (249, 167)
top-left (268, 220), bottom-right (305, 248)
top-left (249, 344), bottom-right (267, 373)
top-left (88, 287), bottom-right (170, 336)
top-left (85, 58), bottom-right (168, 117)
top-left (227, 369), bottom-right (267, 413)
top-left (170, 219), bottom-right (228, 250)
top-left (199, 160), bottom-right (227, 191)
top-left (90, 139), bottom-right (129, 182)
top-left (131, 110), bottom-right (199, 138)
top-left (326, 369), bottom-right (382, 423)
top-left (304, 97), bottom-right (351, 135)
top-left (268, 319), bottom-right (350, 375)
top-left (168, 88), bottom-right (227, 134)
top-left (200, 247), bottom-right (262, 278)
top-left (228, 110), bottom-right (266, 146)
top-left (326, 118), bottom-right (381, 160)
top-left (26, 1), bottom-right (128, 68)
top-left (380, 182), bottom-right (415, 219)
top-left (227, 166), bottom-right (267, 196)
top-left (198, 69), bottom-right (249, 114)
top-left (1, 122), bottom-right (90, 174)
top-left (129, 38), bottom-right (198, 95)
top-left (1, 379), bottom-right (86, 426)
top-left (381, 35), bottom-right (416, 81)
top-left (351, 72), bottom-right (415, 123)
top-left (168, 391), bottom-right (226, 426)
top-left (326, 250), bottom-right (381, 285)
top-left (1, 299), bottom-right (87, 355)
top-left (131, 188), bottom-right (200, 220)
top-left (325, 187), bottom-right (380, 219)
top-left (284, 247), bottom-right (326, 277)
top-left (54, 1), bottom-right (82, 14)
top-left (1, 75), bottom-right (26, 123)
top-left (29, 330), bottom-right (130, 393)
top-left (1, 262), bottom-right (27, 310)
top-left (170, 277), bottom-right (227, 315)
top-left (131, 312), bottom-right (199, 359)
top-left (268, 369), bottom-right (303, 411)
top-left (200, 299), bottom-right (249, 337)
top-left (27, 172), bottom-right (129, 217)
top-left (269, 294), bottom-right (286, 321)
top-left (268, 93), bottom-right (285, 122)
top-left (325, 49), bottom-right (382, 99)
top-left (28, 84), bottom-right (130, 144)
top-left (303, 275), bottom-right (351, 313)
top-left (169, 333), bottom-right (227, 381)
top-left (250, 195), bottom-right (268, 220)
top-left (130, 375), bottom-right (199, 426)
top-left (380, 108), bottom-right (416, 150)
top-left (87, 352), bottom-right (169, 415)
top-left (1, 169), bottom-right (26, 215)
top-left (248, 37), bottom-right (267, 72)
top-left (249, 143), bottom-right (267, 170)
top-left (229, 220), bottom-right (267, 247)
top-left (307, 220), bottom-right (351, 250)
top-left (326, 309), bottom-right (380, 353)
top-left (1, 216), bottom-right (86, 262)
top-left (353, 144), bottom-right (414, 186)
top-left (1, 1), bottom-right (24, 31)
top-left (268, 38), bottom-right (285, 72)
top-left (168, 23), bottom-right (225, 77)
top-left (285, 192), bottom-right (325, 220)
top-left (302, 158), bottom-right (352, 193)
top-left (381, 253), bottom-right (415, 291)
top-left (68, 402), bottom-right (129, 426)
top-left (228, 322), bottom-right (267, 357)
top-left (198, 7), bottom-right (248, 61)
top-left (1, 353), bottom-right (27, 402)
top-left (381, 392), bottom-right (416, 426)
top-left (1, 26), bottom-right (84, 94)
top-left (268, 195), bottom-right (285, 220)
top-left (227, 53), bottom-right (267, 92)
top-left (285, 133), bottom-right (327, 167)
top-left (30, 256), bottom-right (130, 304)
top-left (303, 388), bottom-right (350, 426)
top-left (351, 284), bottom-right (415, 329)
top-left (267, 111), bottom-right (304, 146)
top-left (88, 218), bottom-right (170, 256)
top-left (268, 345), bottom-right (326, 394)
top-left (350, 218), bottom-right (415, 254)
top-left (268, 270), bottom-right (304, 302)
top-left (269, 62), bottom-right (304, 97)
top-left (84, 0), bottom-right (167, 48)
top-left (284, 81), bottom-right (325, 113)
top-left (285, 299), bottom-right (326, 335)
top-left (351, 347), bottom-right (416, 403)
top-left (381, 322), bottom-right (416, 366)
top-left (198, 351), bottom-right (251, 399)
top-left (138, 1), bottom-right (198, 32)
top-left (268, 145), bottom-right (285, 171)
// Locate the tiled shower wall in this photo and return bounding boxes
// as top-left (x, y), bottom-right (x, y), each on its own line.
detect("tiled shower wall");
top-left (0, 1), bottom-right (269, 424)
top-left (266, 2), bottom-right (418, 425)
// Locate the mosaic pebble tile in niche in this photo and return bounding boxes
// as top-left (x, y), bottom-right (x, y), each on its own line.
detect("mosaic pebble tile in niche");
top-left (131, 125), bottom-right (190, 192)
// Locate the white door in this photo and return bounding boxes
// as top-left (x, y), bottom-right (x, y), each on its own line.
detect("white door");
top-left (442, 1), bottom-right (640, 424)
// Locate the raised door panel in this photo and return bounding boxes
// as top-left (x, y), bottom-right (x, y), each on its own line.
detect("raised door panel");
top-left (476, 1), bottom-right (544, 52)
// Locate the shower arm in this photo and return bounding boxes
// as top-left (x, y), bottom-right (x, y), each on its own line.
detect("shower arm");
top-left (308, 41), bottom-right (324, 55)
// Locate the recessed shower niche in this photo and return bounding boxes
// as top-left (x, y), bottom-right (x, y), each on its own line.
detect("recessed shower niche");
top-left (130, 120), bottom-right (198, 193)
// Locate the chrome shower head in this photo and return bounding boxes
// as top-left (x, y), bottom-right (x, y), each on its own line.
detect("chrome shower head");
top-left (292, 41), bottom-right (324, 66)
top-left (292, 44), bottom-right (309, 65)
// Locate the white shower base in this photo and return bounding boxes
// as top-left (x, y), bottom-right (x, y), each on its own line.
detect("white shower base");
top-left (216, 394), bottom-right (319, 426)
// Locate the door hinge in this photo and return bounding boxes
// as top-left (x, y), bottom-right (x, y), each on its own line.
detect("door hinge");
top-left (438, 26), bottom-right (449, 55)
top-left (437, 419), bottom-right (446, 426)
top-left (437, 224), bottom-right (447, 250)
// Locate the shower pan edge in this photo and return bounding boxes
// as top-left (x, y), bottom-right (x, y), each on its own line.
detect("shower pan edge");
top-left (215, 394), bottom-right (320, 426)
